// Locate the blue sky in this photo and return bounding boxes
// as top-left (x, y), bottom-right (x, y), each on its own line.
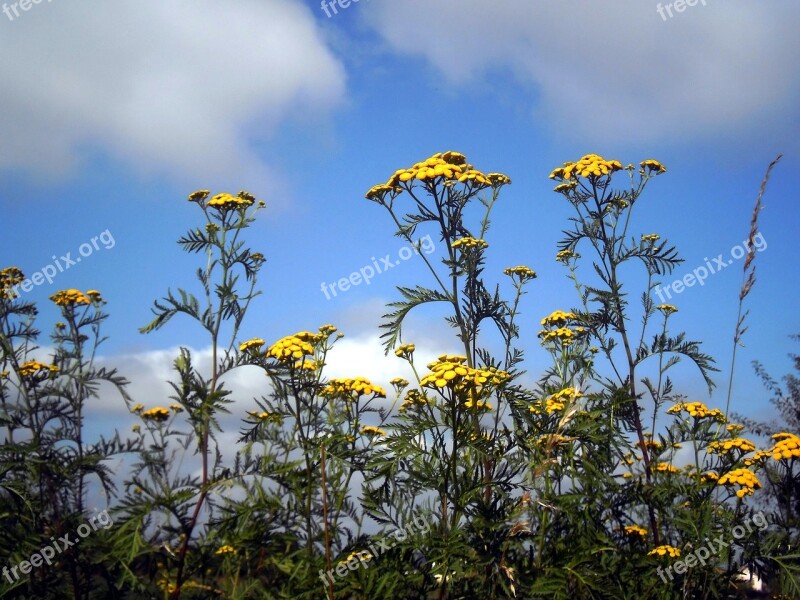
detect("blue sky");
top-left (1, 0), bottom-right (798, 434)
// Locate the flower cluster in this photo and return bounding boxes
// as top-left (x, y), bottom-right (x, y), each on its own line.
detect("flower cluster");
top-left (239, 338), bottom-right (265, 353)
top-left (538, 327), bottom-right (586, 345)
top-left (655, 462), bottom-right (680, 474)
top-left (338, 551), bottom-right (372, 569)
top-left (247, 410), bottom-right (283, 425)
top-left (555, 250), bottom-right (576, 263)
top-left (666, 401), bottom-right (726, 423)
top-left (419, 355), bottom-right (509, 395)
top-left (18, 360), bottom-right (59, 378)
top-left (541, 310), bottom-right (577, 328)
top-left (394, 343), bottom-right (416, 360)
top-left (451, 237), bottom-right (488, 251)
top-left (399, 389), bottom-right (433, 412)
top-left (141, 407), bottom-right (171, 422)
top-left (50, 289), bottom-right (92, 306)
top-left (648, 545), bottom-right (681, 558)
top-left (189, 190), bottom-right (258, 211)
top-left (707, 438), bottom-right (757, 455)
top-left (640, 159), bottom-right (667, 175)
top-left (623, 525), bottom-right (648, 538)
top-left (549, 154), bottom-right (624, 182)
top-left (215, 545), bottom-right (237, 556)
top-left (503, 266), bottom-right (537, 282)
top-left (768, 433), bottom-right (800, 461)
top-left (641, 234), bottom-right (661, 243)
top-left (717, 468), bottom-right (761, 498)
top-left (0, 266), bottom-right (24, 300)
top-left (360, 425), bottom-right (386, 437)
top-left (366, 151), bottom-right (510, 202)
top-left (531, 387), bottom-right (582, 415)
top-left (267, 334), bottom-right (315, 363)
top-left (656, 304), bottom-right (678, 316)
top-left (323, 377), bottom-right (386, 400)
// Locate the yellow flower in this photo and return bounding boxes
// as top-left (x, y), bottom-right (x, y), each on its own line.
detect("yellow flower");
top-left (555, 250), bottom-right (576, 262)
top-left (768, 432), bottom-right (800, 461)
top-left (360, 425), bottom-right (386, 437)
top-left (641, 234), bottom-right (660, 243)
top-left (131, 404), bottom-right (144, 413)
top-left (319, 324), bottom-right (338, 336)
top-left (267, 334), bottom-right (315, 363)
top-left (18, 361), bottom-right (59, 378)
top-left (648, 545), bottom-right (681, 558)
top-left (131, 424), bottom-right (141, 433)
top-left (666, 401), bottom-right (726, 423)
top-left (540, 310), bottom-right (577, 327)
top-left (239, 338), bottom-right (265, 353)
top-left (0, 267), bottom-right (25, 300)
top-left (419, 355), bottom-right (509, 395)
top-left (86, 290), bottom-right (103, 303)
top-left (394, 344), bottom-right (416, 359)
top-left (464, 398), bottom-right (493, 411)
top-left (141, 407), bottom-right (171, 422)
top-left (451, 237), bottom-right (488, 251)
top-left (323, 377), bottom-right (386, 400)
top-left (717, 468), bottom-right (761, 498)
top-left (399, 389), bottom-right (433, 411)
top-left (701, 471), bottom-right (719, 482)
top-left (707, 438), bottom-right (757, 455)
top-left (550, 154), bottom-right (623, 181)
top-left (50, 289), bottom-right (91, 306)
top-left (656, 304), bottom-right (678, 316)
top-left (503, 266), bottom-right (537, 282)
top-left (206, 191), bottom-right (256, 211)
top-left (623, 525), bottom-right (648, 538)
top-left (487, 173), bottom-right (511, 186)
top-left (188, 190), bottom-right (210, 203)
top-left (640, 159), bottom-right (667, 175)
top-left (215, 545), bottom-right (237, 555)
top-left (170, 404), bottom-right (184, 413)
top-left (553, 181), bottom-right (578, 193)
top-left (655, 462), bottom-right (679, 474)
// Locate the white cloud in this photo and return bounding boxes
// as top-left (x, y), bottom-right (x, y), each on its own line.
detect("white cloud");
top-left (363, 0), bottom-right (800, 147)
top-left (0, 0), bottom-right (346, 191)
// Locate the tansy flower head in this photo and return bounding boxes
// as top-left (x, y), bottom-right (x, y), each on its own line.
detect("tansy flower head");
top-left (666, 401), bottom-right (726, 423)
top-left (18, 361), bottom-right (59, 378)
top-left (188, 190), bottom-right (210, 203)
top-left (768, 432), bottom-right (800, 461)
top-left (399, 389), bottom-right (433, 411)
top-left (141, 407), bottom-right (171, 422)
top-left (656, 304), bottom-right (678, 316)
top-left (451, 237), bottom-right (488, 251)
top-left (550, 154), bottom-right (623, 181)
top-left (487, 172), bottom-right (511, 187)
top-left (394, 344), bottom-right (416, 359)
top-left (239, 338), bottom-right (265, 353)
top-left (648, 545), bottom-right (681, 558)
top-left (323, 377), bottom-right (386, 400)
top-left (360, 425), bottom-right (386, 437)
top-left (717, 468), bottom-right (761, 498)
top-left (541, 310), bottom-right (577, 327)
top-left (623, 525), bottom-right (648, 538)
top-left (640, 159), bottom-right (667, 175)
top-left (555, 250), bottom-right (576, 263)
top-left (655, 462), bottom-right (679, 474)
top-left (503, 266), bottom-right (537, 282)
top-left (464, 398), bottom-right (493, 412)
top-left (707, 438), bottom-right (756, 455)
top-left (215, 545), bottom-right (236, 555)
top-left (50, 289), bottom-right (91, 306)
top-left (642, 234), bottom-right (660, 243)
top-left (267, 334), bottom-right (315, 363)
